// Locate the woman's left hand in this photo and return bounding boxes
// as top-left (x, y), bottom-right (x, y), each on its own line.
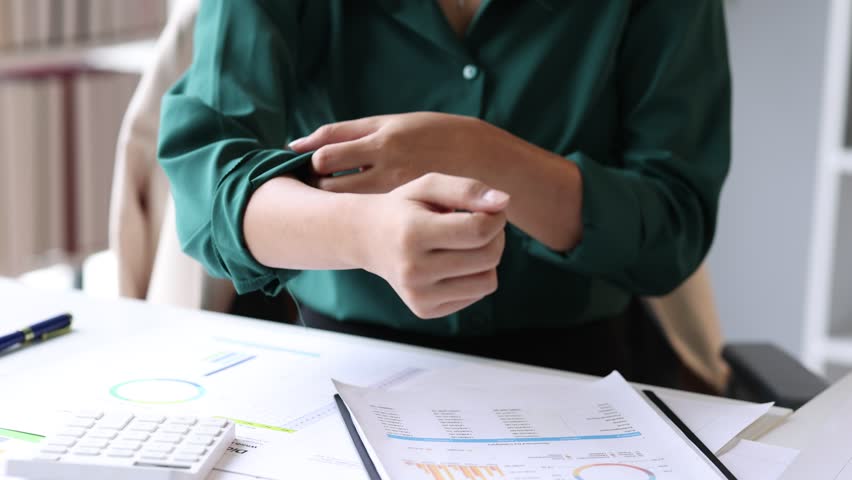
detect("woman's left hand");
top-left (288, 112), bottom-right (498, 193)
top-left (290, 111), bottom-right (584, 252)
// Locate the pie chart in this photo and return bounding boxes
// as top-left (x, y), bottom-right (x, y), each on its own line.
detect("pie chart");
top-left (573, 463), bottom-right (656, 479)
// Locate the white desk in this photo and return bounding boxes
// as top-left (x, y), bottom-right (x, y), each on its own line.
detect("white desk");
top-left (0, 279), bottom-right (813, 478)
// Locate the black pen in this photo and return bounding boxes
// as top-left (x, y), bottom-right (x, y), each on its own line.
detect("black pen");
top-left (644, 389), bottom-right (738, 480)
top-left (0, 313), bottom-right (73, 353)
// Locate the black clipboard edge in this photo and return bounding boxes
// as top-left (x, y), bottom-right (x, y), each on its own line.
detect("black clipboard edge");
top-left (334, 394), bottom-right (382, 480)
top-left (643, 389), bottom-right (738, 480)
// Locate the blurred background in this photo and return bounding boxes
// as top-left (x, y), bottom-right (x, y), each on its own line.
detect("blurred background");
top-left (0, 1), bottom-right (849, 380)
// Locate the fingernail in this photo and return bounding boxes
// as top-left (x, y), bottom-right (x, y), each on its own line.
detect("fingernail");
top-left (288, 137), bottom-right (307, 149)
top-left (481, 189), bottom-right (509, 205)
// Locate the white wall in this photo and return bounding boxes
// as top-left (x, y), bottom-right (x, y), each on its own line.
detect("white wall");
top-left (709, 0), bottom-right (830, 356)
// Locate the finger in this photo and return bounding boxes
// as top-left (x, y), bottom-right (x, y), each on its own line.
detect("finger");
top-left (317, 168), bottom-right (390, 194)
top-left (425, 231), bottom-right (505, 279)
top-left (289, 118), bottom-right (380, 152)
top-left (312, 138), bottom-right (376, 175)
top-left (422, 297), bottom-right (482, 319)
top-left (420, 210), bottom-right (506, 250)
top-left (401, 173), bottom-right (509, 213)
top-left (427, 269), bottom-right (498, 305)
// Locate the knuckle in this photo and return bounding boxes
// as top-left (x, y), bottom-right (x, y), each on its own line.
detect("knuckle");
top-left (315, 124), bottom-right (336, 139)
top-left (312, 147), bottom-right (331, 172)
top-left (371, 130), bottom-right (394, 151)
top-left (419, 172), bottom-right (442, 187)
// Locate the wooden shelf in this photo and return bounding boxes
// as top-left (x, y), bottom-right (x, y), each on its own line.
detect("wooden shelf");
top-left (0, 37), bottom-right (156, 77)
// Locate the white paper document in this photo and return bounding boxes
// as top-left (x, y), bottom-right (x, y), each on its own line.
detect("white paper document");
top-left (407, 364), bottom-right (775, 453)
top-left (334, 371), bottom-right (727, 480)
top-left (0, 327), bottom-right (462, 480)
top-left (718, 440), bottom-right (799, 480)
top-left (659, 395), bottom-right (774, 453)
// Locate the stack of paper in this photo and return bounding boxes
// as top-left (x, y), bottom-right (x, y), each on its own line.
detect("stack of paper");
top-left (335, 372), bottom-right (732, 480)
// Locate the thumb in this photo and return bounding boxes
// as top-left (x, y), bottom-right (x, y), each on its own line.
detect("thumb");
top-left (402, 173), bottom-right (510, 213)
top-left (289, 118), bottom-right (378, 152)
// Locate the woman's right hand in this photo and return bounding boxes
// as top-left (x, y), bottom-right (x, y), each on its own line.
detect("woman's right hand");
top-left (353, 173), bottom-right (509, 319)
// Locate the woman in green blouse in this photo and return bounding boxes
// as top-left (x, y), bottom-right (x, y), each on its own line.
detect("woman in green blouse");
top-left (159, 0), bottom-right (730, 387)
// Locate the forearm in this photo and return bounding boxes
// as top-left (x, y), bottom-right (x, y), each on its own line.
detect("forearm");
top-left (467, 122), bottom-right (583, 252)
top-left (243, 176), bottom-right (364, 270)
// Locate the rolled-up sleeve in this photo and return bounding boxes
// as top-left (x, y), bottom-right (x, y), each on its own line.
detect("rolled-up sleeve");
top-left (158, 0), bottom-right (309, 295)
top-left (526, 0), bottom-right (731, 296)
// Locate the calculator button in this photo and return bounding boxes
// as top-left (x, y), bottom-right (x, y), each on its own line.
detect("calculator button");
top-left (98, 413), bottom-right (134, 430)
top-left (199, 418), bottom-right (228, 428)
top-left (136, 414), bottom-right (166, 424)
top-left (74, 410), bottom-right (104, 419)
top-left (161, 424), bottom-right (189, 434)
top-left (139, 452), bottom-right (168, 461)
top-left (34, 454), bottom-right (61, 462)
top-left (71, 447), bottom-right (102, 456)
top-left (193, 426), bottom-right (221, 436)
top-left (56, 427), bottom-right (86, 438)
top-left (185, 435), bottom-right (214, 446)
top-left (128, 422), bottom-right (159, 433)
top-left (111, 440), bottom-right (142, 451)
top-left (169, 416), bottom-right (197, 426)
top-left (144, 444), bottom-right (174, 453)
top-left (136, 460), bottom-right (195, 469)
top-left (78, 439), bottom-right (109, 449)
top-left (87, 429), bottom-right (118, 440)
top-left (176, 446), bottom-right (206, 456)
top-left (151, 433), bottom-right (182, 444)
top-left (106, 449), bottom-right (135, 458)
top-left (46, 437), bottom-right (77, 447)
top-left (39, 446), bottom-right (68, 455)
top-left (65, 418), bottom-right (95, 428)
top-left (173, 454), bottom-right (201, 463)
top-left (119, 431), bottom-right (150, 442)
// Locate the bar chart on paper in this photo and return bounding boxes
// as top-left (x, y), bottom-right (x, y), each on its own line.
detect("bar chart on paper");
top-left (403, 461), bottom-right (505, 479)
top-left (334, 373), bottom-right (727, 480)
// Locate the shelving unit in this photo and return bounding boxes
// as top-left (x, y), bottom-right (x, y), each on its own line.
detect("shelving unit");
top-left (0, 37), bottom-right (156, 77)
top-left (0, 37), bottom-right (155, 281)
top-left (803, 0), bottom-right (852, 375)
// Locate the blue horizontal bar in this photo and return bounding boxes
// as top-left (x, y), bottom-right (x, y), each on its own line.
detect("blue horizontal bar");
top-left (387, 431), bottom-right (641, 443)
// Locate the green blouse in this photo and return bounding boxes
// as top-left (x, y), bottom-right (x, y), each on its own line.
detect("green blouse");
top-left (158, 0), bottom-right (730, 336)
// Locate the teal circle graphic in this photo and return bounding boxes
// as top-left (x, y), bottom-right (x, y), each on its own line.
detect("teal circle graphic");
top-left (109, 378), bottom-right (206, 404)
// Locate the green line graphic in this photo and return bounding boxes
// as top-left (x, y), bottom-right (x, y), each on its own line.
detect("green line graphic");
top-left (220, 417), bottom-right (295, 433)
top-left (0, 428), bottom-right (44, 443)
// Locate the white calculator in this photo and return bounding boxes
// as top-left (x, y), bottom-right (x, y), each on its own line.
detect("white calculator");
top-left (4, 411), bottom-right (235, 480)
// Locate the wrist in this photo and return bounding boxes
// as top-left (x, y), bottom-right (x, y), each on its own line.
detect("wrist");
top-left (334, 192), bottom-right (379, 271)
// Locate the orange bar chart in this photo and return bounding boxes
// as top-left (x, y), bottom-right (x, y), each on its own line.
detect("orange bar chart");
top-left (404, 461), bottom-right (505, 480)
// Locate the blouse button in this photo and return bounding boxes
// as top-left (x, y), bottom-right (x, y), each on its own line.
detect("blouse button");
top-left (462, 64), bottom-right (479, 80)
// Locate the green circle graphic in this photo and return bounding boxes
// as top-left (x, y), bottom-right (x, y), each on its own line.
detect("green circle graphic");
top-left (109, 378), bottom-right (206, 405)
